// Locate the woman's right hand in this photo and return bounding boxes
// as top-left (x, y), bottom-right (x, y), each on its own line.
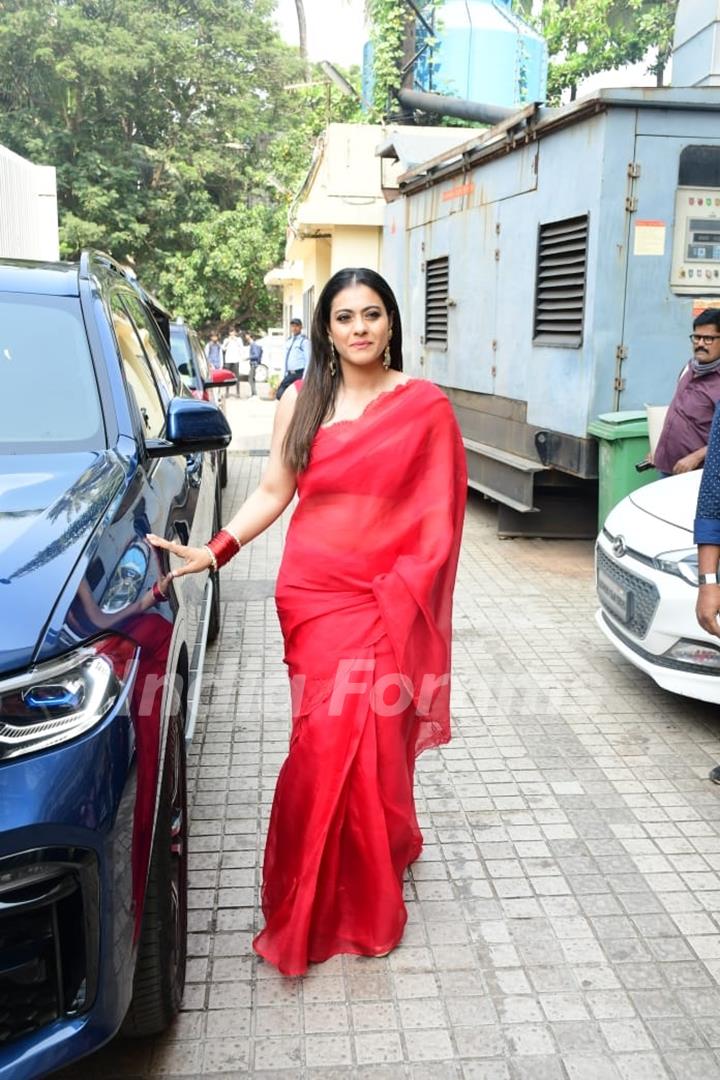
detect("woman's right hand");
top-left (146, 533), bottom-right (213, 578)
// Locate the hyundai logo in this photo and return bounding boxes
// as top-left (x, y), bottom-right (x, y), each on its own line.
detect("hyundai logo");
top-left (612, 535), bottom-right (626, 558)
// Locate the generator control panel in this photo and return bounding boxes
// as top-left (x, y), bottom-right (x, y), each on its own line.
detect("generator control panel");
top-left (671, 185), bottom-right (720, 294)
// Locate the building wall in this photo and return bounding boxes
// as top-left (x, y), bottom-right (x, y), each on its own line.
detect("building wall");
top-left (274, 123), bottom-right (390, 332)
top-left (283, 282), bottom-right (304, 327)
top-left (0, 145), bottom-right (59, 260)
top-left (296, 238), bottom-right (331, 328)
top-left (330, 226), bottom-right (382, 276)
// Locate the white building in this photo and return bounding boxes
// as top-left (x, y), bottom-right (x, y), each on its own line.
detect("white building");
top-left (0, 144), bottom-right (59, 261)
top-left (265, 122), bottom-right (473, 332)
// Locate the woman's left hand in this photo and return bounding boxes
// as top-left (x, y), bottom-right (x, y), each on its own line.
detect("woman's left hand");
top-left (146, 533), bottom-right (214, 578)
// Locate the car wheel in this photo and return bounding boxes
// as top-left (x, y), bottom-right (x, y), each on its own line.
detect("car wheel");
top-left (207, 500), bottom-right (221, 645)
top-left (220, 449), bottom-right (228, 489)
top-left (122, 704), bottom-right (187, 1038)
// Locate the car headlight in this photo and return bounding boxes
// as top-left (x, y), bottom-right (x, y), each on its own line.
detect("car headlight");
top-left (653, 548), bottom-right (699, 586)
top-left (101, 542), bottom-right (149, 614)
top-left (0, 636), bottom-right (138, 760)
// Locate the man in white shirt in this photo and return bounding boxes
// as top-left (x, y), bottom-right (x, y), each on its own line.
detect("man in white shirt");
top-left (222, 326), bottom-right (249, 397)
top-left (276, 318), bottom-right (311, 400)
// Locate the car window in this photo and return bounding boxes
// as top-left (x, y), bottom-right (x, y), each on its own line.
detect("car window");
top-left (0, 293), bottom-right (104, 453)
top-left (169, 325), bottom-right (199, 390)
top-left (110, 293), bottom-right (166, 438)
top-left (189, 330), bottom-right (211, 382)
top-left (121, 295), bottom-right (178, 403)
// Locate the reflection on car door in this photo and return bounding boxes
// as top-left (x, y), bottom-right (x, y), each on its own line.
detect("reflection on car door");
top-left (110, 291), bottom-right (209, 659)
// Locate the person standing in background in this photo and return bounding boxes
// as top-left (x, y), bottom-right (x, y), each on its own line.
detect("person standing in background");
top-left (204, 332), bottom-right (223, 371)
top-left (248, 333), bottom-right (263, 398)
top-left (222, 326), bottom-right (245, 397)
top-left (275, 318), bottom-right (310, 400)
top-left (694, 392), bottom-right (720, 782)
top-left (652, 309), bottom-right (720, 476)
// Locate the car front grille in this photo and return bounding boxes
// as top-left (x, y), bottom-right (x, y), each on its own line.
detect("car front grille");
top-left (0, 848), bottom-right (99, 1046)
top-left (596, 547), bottom-right (660, 639)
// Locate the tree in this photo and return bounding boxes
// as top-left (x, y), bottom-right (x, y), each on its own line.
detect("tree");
top-left (524, 0), bottom-right (678, 104)
top-left (157, 205), bottom-right (287, 328)
top-left (0, 0), bottom-right (358, 327)
top-left (630, 0), bottom-right (677, 86)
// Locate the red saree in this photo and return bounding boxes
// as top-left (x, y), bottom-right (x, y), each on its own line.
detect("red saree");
top-left (252, 378), bottom-right (467, 975)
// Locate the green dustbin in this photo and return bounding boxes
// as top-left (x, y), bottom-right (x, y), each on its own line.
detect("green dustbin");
top-left (587, 410), bottom-right (657, 528)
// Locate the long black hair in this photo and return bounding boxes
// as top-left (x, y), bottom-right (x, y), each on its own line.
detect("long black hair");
top-left (282, 267), bottom-right (403, 473)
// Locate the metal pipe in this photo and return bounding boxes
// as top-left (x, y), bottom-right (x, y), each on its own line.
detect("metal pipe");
top-left (397, 88), bottom-right (517, 125)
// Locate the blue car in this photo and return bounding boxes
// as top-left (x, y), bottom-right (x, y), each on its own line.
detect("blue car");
top-left (0, 253), bottom-right (231, 1078)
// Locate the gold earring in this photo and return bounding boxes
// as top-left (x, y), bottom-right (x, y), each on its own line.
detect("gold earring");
top-left (328, 336), bottom-right (337, 377)
top-left (383, 331), bottom-right (392, 370)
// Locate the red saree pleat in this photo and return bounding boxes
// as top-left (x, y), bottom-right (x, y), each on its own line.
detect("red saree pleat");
top-left (253, 379), bottom-right (467, 976)
top-left (255, 640), bottom-right (421, 975)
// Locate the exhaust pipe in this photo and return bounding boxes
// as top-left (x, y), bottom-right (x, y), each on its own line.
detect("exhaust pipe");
top-left (397, 88), bottom-right (517, 125)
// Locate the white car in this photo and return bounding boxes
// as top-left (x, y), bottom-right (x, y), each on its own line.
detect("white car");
top-left (596, 471), bottom-right (720, 704)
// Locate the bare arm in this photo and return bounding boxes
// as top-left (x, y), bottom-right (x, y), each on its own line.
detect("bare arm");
top-left (696, 543), bottom-right (720, 637)
top-left (222, 388), bottom-right (298, 544)
top-left (147, 387), bottom-right (299, 575)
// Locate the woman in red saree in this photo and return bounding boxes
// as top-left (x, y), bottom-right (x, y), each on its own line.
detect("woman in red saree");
top-left (149, 268), bottom-right (467, 976)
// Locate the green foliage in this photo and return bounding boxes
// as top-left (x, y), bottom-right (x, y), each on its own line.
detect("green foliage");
top-left (526, 0), bottom-right (678, 104)
top-left (158, 204), bottom-right (286, 328)
top-left (366, 0), bottom-right (442, 119)
top-left (629, 0), bottom-right (677, 83)
top-left (366, 0), bottom-right (413, 118)
top-left (0, 0), bottom-right (359, 327)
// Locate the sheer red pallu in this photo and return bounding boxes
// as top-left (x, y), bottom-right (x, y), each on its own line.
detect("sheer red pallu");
top-left (252, 378), bottom-right (467, 975)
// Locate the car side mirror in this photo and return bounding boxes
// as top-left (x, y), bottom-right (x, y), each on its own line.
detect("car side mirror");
top-left (205, 367), bottom-right (237, 388)
top-left (145, 398), bottom-right (232, 458)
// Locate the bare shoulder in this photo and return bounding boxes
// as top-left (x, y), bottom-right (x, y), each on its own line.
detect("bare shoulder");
top-left (275, 382), bottom-right (299, 419)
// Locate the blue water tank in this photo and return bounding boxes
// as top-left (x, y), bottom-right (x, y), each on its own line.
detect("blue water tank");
top-left (363, 0), bottom-right (547, 112)
top-left (425, 0), bottom-right (546, 106)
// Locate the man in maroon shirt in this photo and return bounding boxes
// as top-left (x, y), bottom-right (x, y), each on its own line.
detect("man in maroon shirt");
top-left (653, 309), bottom-right (720, 476)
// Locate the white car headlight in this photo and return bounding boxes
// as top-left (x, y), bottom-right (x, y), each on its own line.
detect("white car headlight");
top-left (0, 636), bottom-right (138, 760)
top-left (653, 548), bottom-right (699, 586)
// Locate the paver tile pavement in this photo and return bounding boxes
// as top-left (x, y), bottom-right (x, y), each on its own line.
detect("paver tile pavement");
top-left (57, 397), bottom-right (720, 1078)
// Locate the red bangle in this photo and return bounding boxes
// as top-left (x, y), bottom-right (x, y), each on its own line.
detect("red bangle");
top-left (207, 528), bottom-right (241, 570)
top-left (152, 582), bottom-right (166, 604)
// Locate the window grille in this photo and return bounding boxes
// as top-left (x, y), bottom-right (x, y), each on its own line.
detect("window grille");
top-left (425, 256), bottom-right (449, 347)
top-left (533, 214), bottom-right (589, 347)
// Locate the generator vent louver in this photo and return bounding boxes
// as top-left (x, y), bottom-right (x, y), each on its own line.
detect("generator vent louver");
top-left (533, 214), bottom-right (589, 347)
top-left (425, 256), bottom-right (449, 347)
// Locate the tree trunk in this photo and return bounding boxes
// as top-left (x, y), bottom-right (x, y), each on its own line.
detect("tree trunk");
top-left (294, 0), bottom-right (308, 62)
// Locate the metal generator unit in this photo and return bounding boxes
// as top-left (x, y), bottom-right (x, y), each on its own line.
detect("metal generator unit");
top-left (382, 87), bottom-right (720, 536)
